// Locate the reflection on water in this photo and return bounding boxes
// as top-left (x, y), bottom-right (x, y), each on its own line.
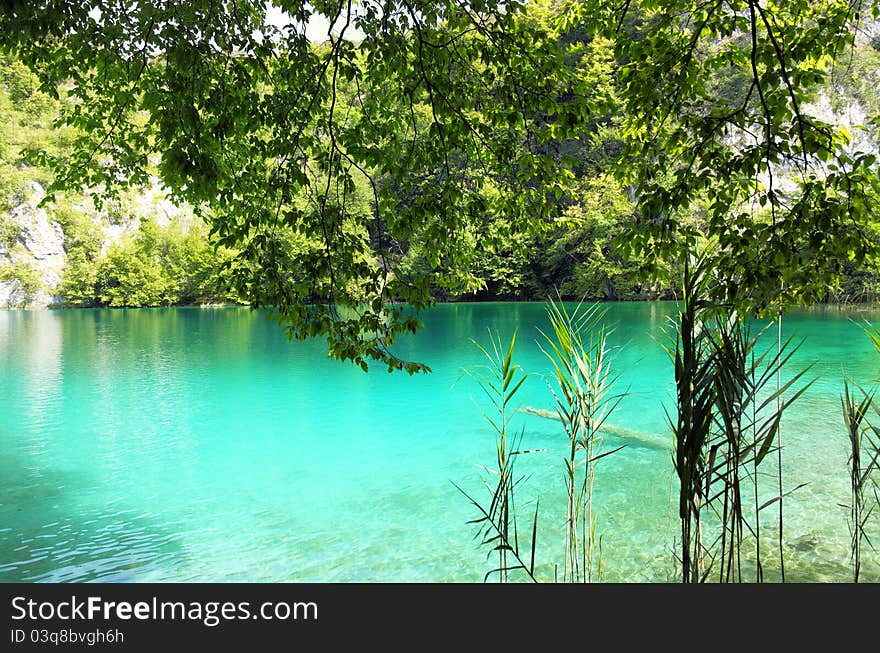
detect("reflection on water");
top-left (0, 304), bottom-right (878, 582)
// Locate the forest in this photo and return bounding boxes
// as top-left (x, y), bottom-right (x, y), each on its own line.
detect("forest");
top-left (2, 3), bottom-right (879, 317)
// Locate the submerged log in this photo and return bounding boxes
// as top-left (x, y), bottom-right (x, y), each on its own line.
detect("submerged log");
top-left (519, 407), bottom-right (670, 451)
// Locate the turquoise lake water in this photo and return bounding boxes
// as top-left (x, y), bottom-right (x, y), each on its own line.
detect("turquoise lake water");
top-left (1, 302), bottom-right (879, 582)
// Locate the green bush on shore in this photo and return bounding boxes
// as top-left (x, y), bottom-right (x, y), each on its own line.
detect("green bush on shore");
top-left (0, 256), bottom-right (42, 307)
top-left (60, 218), bottom-right (240, 308)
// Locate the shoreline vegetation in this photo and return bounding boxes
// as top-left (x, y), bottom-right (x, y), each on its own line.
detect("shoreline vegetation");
top-left (6, 296), bottom-right (880, 309)
top-left (5, 297), bottom-right (880, 326)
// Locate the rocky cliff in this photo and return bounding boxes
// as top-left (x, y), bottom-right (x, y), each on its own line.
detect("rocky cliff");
top-left (0, 181), bottom-right (65, 308)
top-left (0, 179), bottom-right (192, 308)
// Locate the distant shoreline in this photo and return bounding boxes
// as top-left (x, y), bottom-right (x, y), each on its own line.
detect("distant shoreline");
top-left (4, 298), bottom-right (880, 313)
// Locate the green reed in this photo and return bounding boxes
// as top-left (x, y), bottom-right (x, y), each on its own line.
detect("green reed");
top-left (664, 256), bottom-right (717, 582)
top-left (665, 255), bottom-right (811, 582)
top-left (539, 298), bottom-right (624, 582)
top-left (707, 312), bottom-right (811, 581)
top-left (842, 323), bottom-right (880, 582)
top-left (841, 382), bottom-right (878, 582)
top-left (461, 299), bottom-right (624, 582)
top-left (457, 329), bottom-right (539, 582)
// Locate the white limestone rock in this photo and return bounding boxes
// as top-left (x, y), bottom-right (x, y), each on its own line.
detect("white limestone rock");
top-left (0, 181), bottom-right (66, 308)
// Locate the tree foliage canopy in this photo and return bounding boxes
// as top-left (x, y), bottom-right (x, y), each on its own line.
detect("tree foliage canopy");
top-left (582, 0), bottom-right (880, 310)
top-left (1, 1), bottom-right (878, 370)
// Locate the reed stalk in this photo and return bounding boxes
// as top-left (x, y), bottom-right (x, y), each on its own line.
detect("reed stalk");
top-left (664, 255), bottom-right (716, 582)
top-left (708, 312), bottom-right (811, 582)
top-left (841, 323), bottom-right (880, 582)
top-left (458, 329), bottom-right (540, 582)
top-left (539, 297), bottom-right (624, 582)
top-left (666, 254), bottom-right (810, 582)
top-left (461, 299), bottom-right (625, 583)
top-left (841, 381), bottom-right (877, 582)
top-left (776, 313), bottom-right (785, 581)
